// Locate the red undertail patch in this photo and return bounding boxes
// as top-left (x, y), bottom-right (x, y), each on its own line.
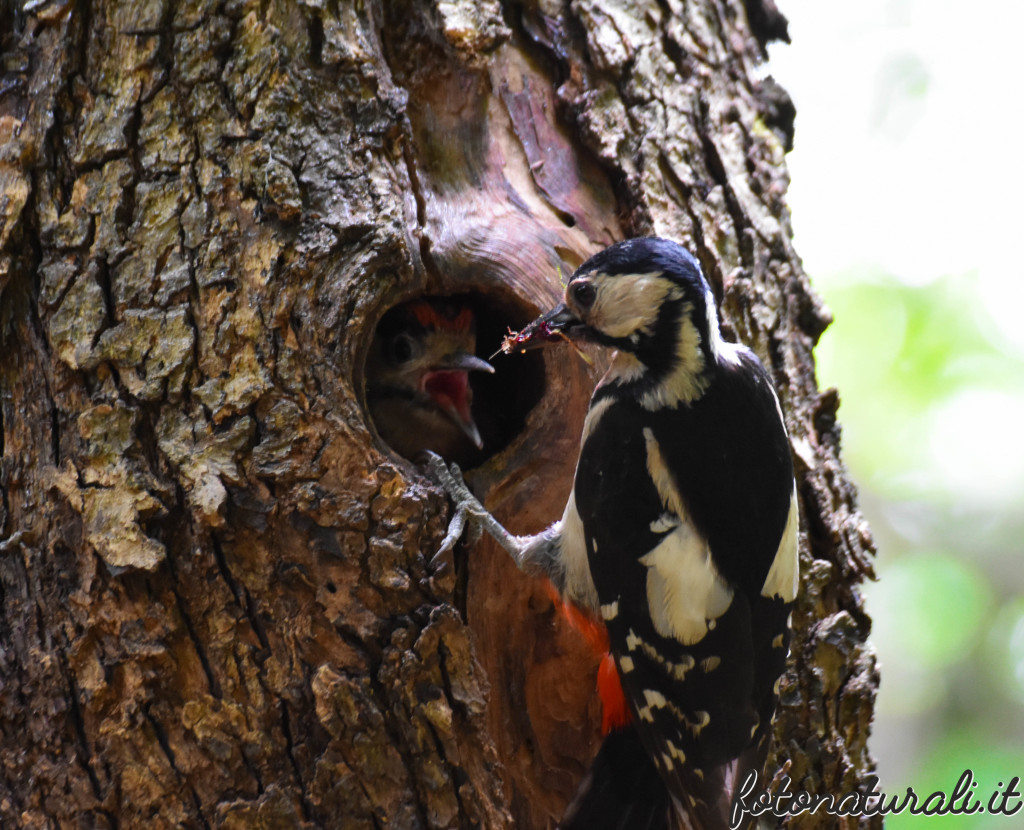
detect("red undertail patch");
top-left (544, 582), bottom-right (632, 734)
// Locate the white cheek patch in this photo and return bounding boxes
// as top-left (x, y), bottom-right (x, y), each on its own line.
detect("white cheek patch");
top-left (760, 484), bottom-right (799, 603)
top-left (704, 284), bottom-right (721, 358)
top-left (586, 273), bottom-right (681, 339)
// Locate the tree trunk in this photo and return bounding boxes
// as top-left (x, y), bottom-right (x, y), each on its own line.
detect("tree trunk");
top-left (0, 1), bottom-right (878, 828)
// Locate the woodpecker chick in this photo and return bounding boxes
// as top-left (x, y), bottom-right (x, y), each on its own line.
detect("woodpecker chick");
top-left (428, 238), bottom-right (798, 830)
top-left (367, 298), bottom-right (494, 466)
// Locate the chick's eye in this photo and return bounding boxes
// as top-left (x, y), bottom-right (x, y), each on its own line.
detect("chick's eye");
top-left (571, 281), bottom-right (596, 308)
top-left (387, 333), bottom-right (420, 364)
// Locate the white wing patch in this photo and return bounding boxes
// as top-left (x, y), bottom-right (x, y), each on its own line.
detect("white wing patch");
top-left (640, 526), bottom-right (735, 645)
top-left (760, 484), bottom-right (799, 602)
top-left (642, 428), bottom-right (734, 645)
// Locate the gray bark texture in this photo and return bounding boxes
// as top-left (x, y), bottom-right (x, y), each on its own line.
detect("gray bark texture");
top-left (0, 0), bottom-right (879, 827)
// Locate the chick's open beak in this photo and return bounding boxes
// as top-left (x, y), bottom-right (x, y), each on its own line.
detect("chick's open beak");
top-left (422, 352), bottom-right (494, 449)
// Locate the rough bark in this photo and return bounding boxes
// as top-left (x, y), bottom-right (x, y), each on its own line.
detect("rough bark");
top-left (0, 1), bottom-right (878, 828)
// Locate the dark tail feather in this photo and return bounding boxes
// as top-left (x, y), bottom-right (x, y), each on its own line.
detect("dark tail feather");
top-left (560, 729), bottom-right (773, 830)
top-left (559, 729), bottom-right (674, 830)
top-left (680, 735), bottom-right (771, 830)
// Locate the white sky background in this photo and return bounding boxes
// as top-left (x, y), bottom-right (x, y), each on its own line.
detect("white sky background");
top-left (767, 0), bottom-right (1024, 506)
top-left (768, 0), bottom-right (1024, 302)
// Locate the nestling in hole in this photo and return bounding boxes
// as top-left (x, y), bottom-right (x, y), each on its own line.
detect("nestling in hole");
top-left (364, 294), bottom-right (544, 467)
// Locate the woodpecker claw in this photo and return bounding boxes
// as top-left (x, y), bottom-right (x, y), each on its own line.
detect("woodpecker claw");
top-left (425, 452), bottom-right (490, 556)
top-left (433, 504), bottom-right (465, 562)
top-left (425, 452), bottom-right (530, 571)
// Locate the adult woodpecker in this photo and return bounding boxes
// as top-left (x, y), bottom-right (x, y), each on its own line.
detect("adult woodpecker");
top-left (367, 298), bottom-right (494, 466)
top-left (428, 238), bottom-right (799, 830)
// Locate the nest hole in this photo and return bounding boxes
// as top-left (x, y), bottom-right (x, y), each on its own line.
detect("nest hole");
top-left (364, 289), bottom-right (545, 469)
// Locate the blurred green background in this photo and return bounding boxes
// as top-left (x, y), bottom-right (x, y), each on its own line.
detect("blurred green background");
top-left (770, 0), bottom-right (1024, 825)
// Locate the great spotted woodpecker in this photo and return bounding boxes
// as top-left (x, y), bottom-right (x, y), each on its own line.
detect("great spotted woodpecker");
top-left (428, 238), bottom-right (799, 830)
top-left (367, 298), bottom-right (494, 466)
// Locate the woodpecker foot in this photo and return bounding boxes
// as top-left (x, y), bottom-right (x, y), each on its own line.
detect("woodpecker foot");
top-left (424, 452), bottom-right (490, 557)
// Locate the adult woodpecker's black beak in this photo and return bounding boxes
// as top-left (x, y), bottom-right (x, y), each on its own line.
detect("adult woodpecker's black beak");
top-left (511, 303), bottom-right (587, 351)
top-left (537, 303), bottom-right (583, 336)
top-left (421, 351), bottom-right (494, 449)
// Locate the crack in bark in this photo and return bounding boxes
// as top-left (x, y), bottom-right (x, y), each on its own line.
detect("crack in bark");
top-left (277, 698), bottom-right (313, 822)
top-left (161, 536), bottom-right (222, 698)
top-left (209, 532), bottom-right (242, 606)
top-left (24, 281), bottom-right (62, 465)
top-left (176, 584), bottom-right (222, 697)
top-left (366, 660), bottom-right (431, 830)
top-left (60, 657), bottom-right (107, 808)
top-left (398, 133), bottom-right (432, 274)
top-left (241, 583), bottom-right (272, 655)
top-left (142, 704), bottom-right (212, 830)
top-left (210, 11), bottom-right (247, 129)
top-left (90, 255), bottom-right (115, 350)
top-left (432, 636), bottom-right (475, 824)
top-left (697, 102), bottom-right (753, 263)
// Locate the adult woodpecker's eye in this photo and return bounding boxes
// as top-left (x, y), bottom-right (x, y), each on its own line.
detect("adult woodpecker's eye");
top-left (387, 333), bottom-right (420, 364)
top-left (571, 280), bottom-right (596, 308)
